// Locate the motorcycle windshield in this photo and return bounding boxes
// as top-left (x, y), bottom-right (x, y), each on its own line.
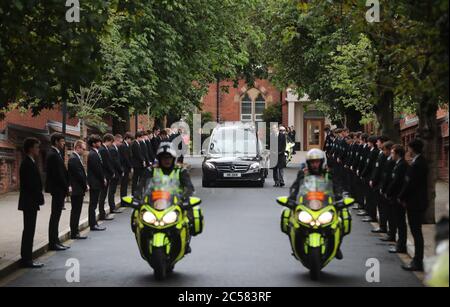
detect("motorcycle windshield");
top-left (299, 175), bottom-right (333, 210)
top-left (142, 175), bottom-right (179, 211)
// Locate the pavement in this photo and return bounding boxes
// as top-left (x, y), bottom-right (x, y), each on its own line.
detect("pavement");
top-left (0, 155), bottom-right (431, 287)
top-left (0, 190), bottom-right (122, 279)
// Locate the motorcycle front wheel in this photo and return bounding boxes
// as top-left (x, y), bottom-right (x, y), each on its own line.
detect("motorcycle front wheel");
top-left (309, 247), bottom-right (322, 281)
top-left (152, 247), bottom-right (168, 281)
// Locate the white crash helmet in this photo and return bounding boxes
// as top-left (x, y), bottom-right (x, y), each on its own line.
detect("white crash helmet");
top-left (306, 149), bottom-right (327, 173)
top-left (156, 142), bottom-right (177, 159)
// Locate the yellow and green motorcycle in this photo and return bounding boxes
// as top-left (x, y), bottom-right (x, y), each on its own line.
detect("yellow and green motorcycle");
top-left (122, 175), bottom-right (204, 280)
top-left (276, 175), bottom-right (353, 280)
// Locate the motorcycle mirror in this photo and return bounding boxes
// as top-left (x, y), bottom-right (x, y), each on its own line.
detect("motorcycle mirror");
top-left (277, 196), bottom-right (293, 208)
top-left (121, 196), bottom-right (139, 209)
top-left (189, 197), bottom-right (202, 207)
top-left (343, 197), bottom-right (355, 206)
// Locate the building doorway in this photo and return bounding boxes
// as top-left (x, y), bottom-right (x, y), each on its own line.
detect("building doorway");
top-left (304, 118), bottom-right (324, 151)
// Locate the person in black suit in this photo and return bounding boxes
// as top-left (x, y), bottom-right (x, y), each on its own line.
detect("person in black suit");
top-left (119, 132), bottom-right (133, 197)
top-left (151, 127), bottom-right (161, 154)
top-left (87, 135), bottom-right (107, 231)
top-left (19, 138), bottom-right (45, 268)
top-left (131, 131), bottom-right (146, 194)
top-left (355, 133), bottom-right (370, 214)
top-left (68, 140), bottom-right (88, 240)
top-left (273, 126), bottom-right (287, 187)
top-left (145, 130), bottom-right (156, 164)
top-left (140, 131), bottom-right (151, 168)
top-left (399, 139), bottom-right (429, 271)
top-left (377, 141), bottom-right (397, 242)
top-left (360, 136), bottom-right (380, 223)
top-left (385, 144), bottom-right (408, 254)
top-left (369, 136), bottom-right (390, 233)
top-left (108, 134), bottom-right (124, 213)
top-left (45, 133), bottom-right (70, 251)
top-left (98, 134), bottom-right (115, 221)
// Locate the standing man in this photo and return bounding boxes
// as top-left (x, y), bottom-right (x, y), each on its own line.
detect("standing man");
top-left (45, 133), bottom-right (70, 251)
top-left (108, 134), bottom-right (124, 214)
top-left (151, 127), bottom-right (161, 154)
top-left (68, 140), bottom-right (88, 240)
top-left (369, 136), bottom-right (390, 233)
top-left (145, 130), bottom-right (156, 164)
top-left (119, 132), bottom-right (133, 197)
top-left (361, 136), bottom-right (380, 223)
top-left (87, 135), bottom-right (107, 231)
top-left (399, 139), bottom-right (428, 271)
top-left (98, 134), bottom-right (115, 221)
top-left (379, 141), bottom-right (397, 242)
top-left (273, 126), bottom-right (287, 187)
top-left (386, 144), bottom-right (408, 254)
top-left (19, 138), bottom-right (45, 268)
top-left (140, 131), bottom-right (151, 168)
top-left (355, 133), bottom-right (370, 214)
top-left (131, 131), bottom-right (146, 194)
top-left (144, 130), bottom-right (155, 165)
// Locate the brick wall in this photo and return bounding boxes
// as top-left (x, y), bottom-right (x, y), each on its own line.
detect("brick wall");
top-left (0, 107), bottom-right (79, 132)
top-left (201, 79), bottom-right (284, 123)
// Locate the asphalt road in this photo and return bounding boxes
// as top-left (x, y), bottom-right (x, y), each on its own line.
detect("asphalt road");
top-left (2, 159), bottom-right (422, 287)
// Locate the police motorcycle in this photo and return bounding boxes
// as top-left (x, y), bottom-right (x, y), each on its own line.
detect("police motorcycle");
top-left (276, 175), bottom-right (354, 280)
top-left (122, 175), bottom-right (204, 280)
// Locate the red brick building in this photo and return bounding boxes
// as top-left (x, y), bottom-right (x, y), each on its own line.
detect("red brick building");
top-left (201, 79), bottom-right (287, 124)
top-left (400, 108), bottom-right (449, 182)
top-left (0, 107), bottom-right (82, 194)
top-left (200, 79), bottom-right (331, 151)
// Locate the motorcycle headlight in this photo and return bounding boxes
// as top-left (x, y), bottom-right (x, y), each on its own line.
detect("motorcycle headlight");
top-left (142, 211), bottom-right (157, 224)
top-left (162, 211), bottom-right (178, 224)
top-left (298, 211), bottom-right (313, 224)
top-left (317, 211), bottom-right (334, 225)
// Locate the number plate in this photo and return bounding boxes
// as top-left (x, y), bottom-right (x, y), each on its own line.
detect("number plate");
top-left (223, 173), bottom-right (242, 178)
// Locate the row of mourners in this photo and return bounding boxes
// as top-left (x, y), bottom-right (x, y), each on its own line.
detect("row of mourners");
top-left (325, 128), bottom-right (428, 272)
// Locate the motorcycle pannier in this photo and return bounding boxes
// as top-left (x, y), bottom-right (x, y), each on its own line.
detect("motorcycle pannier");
top-left (190, 207), bottom-right (204, 236)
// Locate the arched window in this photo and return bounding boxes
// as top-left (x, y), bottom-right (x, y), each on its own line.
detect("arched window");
top-left (241, 94), bottom-right (252, 122)
top-left (240, 92), bottom-right (266, 122)
top-left (255, 94), bottom-right (266, 122)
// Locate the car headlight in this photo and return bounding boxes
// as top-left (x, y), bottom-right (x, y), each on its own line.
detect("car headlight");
top-left (250, 163), bottom-right (260, 170)
top-left (317, 211), bottom-right (334, 225)
top-left (204, 162), bottom-right (215, 169)
top-left (142, 211), bottom-right (157, 224)
top-left (162, 211), bottom-right (178, 224)
top-left (298, 211), bottom-right (313, 224)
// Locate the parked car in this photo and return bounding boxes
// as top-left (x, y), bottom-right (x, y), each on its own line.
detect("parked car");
top-left (202, 123), bottom-right (269, 187)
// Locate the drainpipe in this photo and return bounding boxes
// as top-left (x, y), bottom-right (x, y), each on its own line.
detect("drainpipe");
top-left (216, 76), bottom-right (220, 123)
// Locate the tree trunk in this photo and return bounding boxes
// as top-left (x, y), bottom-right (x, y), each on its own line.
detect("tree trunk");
top-left (417, 95), bottom-right (438, 224)
top-left (374, 89), bottom-right (400, 142)
top-left (345, 106), bottom-right (363, 132)
top-left (112, 106), bottom-right (130, 135)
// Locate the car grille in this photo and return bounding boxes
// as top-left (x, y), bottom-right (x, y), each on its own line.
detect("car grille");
top-left (215, 163), bottom-right (249, 173)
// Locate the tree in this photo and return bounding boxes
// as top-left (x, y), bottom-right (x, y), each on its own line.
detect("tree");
top-left (0, 0), bottom-right (109, 117)
top-left (68, 84), bottom-right (116, 139)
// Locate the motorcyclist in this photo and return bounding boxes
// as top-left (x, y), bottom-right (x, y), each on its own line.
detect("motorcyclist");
top-left (136, 142), bottom-right (196, 252)
top-left (136, 142), bottom-right (194, 201)
top-left (288, 148), bottom-right (346, 259)
top-left (288, 149), bottom-right (335, 203)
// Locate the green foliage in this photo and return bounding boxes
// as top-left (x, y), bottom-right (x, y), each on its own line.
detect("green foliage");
top-left (68, 84), bottom-right (116, 137)
top-left (0, 0), bottom-right (109, 117)
top-left (262, 103), bottom-right (282, 124)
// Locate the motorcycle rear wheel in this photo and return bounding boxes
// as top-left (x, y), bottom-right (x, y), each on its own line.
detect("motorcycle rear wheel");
top-left (309, 247), bottom-right (322, 281)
